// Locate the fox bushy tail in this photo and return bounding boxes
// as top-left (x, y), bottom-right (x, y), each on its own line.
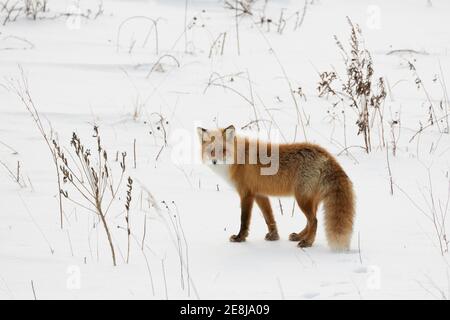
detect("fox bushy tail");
top-left (321, 165), bottom-right (355, 251)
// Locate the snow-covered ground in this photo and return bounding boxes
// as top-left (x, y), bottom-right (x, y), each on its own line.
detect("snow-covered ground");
top-left (0, 0), bottom-right (449, 300)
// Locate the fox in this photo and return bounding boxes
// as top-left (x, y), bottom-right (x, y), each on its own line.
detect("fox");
top-left (197, 125), bottom-right (355, 250)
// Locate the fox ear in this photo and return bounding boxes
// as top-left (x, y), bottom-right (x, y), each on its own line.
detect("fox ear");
top-left (196, 127), bottom-right (208, 141)
top-left (224, 125), bottom-right (235, 141)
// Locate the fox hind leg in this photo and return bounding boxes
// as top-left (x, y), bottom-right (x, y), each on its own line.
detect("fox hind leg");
top-left (255, 195), bottom-right (279, 241)
top-left (289, 194), bottom-right (319, 248)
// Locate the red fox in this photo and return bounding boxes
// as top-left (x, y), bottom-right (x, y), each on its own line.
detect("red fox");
top-left (197, 125), bottom-right (355, 250)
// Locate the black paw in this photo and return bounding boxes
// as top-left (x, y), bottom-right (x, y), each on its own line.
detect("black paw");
top-left (229, 234), bottom-right (246, 242)
top-left (265, 231), bottom-right (280, 241)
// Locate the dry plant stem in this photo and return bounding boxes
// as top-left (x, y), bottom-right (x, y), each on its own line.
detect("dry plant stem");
top-left (361, 96), bottom-right (371, 152)
top-left (408, 60), bottom-right (441, 132)
top-left (18, 192), bottom-right (54, 254)
top-left (204, 72), bottom-right (262, 131)
top-left (146, 54), bottom-right (180, 78)
top-left (161, 259), bottom-right (169, 300)
top-left (173, 201), bottom-right (190, 297)
top-left (205, 73), bottom-right (253, 105)
top-left (94, 0), bottom-right (104, 19)
top-left (150, 112), bottom-right (169, 147)
top-left (1, 0), bottom-right (47, 25)
top-left (7, 68), bottom-right (64, 228)
top-left (125, 177), bottom-right (133, 264)
top-left (209, 32), bottom-right (227, 58)
top-left (424, 170), bottom-right (449, 255)
top-left (438, 61), bottom-right (450, 133)
top-left (221, 32), bottom-right (227, 55)
top-left (0, 139), bottom-right (18, 154)
top-left (389, 111), bottom-right (401, 157)
top-left (235, 0), bottom-right (240, 55)
top-left (256, 94), bottom-right (288, 143)
top-left (253, 19), bottom-right (308, 140)
top-left (276, 8), bottom-right (285, 34)
top-left (386, 49), bottom-right (428, 56)
top-left (154, 194), bottom-right (198, 297)
top-left (104, 160), bottom-right (126, 215)
top-left (98, 205), bottom-right (116, 265)
top-left (318, 18), bottom-right (386, 153)
top-left (95, 189), bottom-right (116, 264)
top-left (141, 212), bottom-right (147, 250)
top-left (24, 0), bottom-right (47, 20)
top-left (1, 1), bottom-right (22, 25)
top-left (358, 232), bottom-right (362, 264)
top-left (278, 198), bottom-right (284, 215)
top-left (394, 174), bottom-right (449, 256)
top-left (374, 98), bottom-right (387, 149)
top-left (225, 0), bottom-right (254, 16)
top-left (277, 277), bottom-right (285, 300)
top-left (56, 129), bottom-right (127, 266)
top-left (129, 233), bottom-right (155, 295)
top-left (2, 0), bottom-right (102, 25)
top-left (409, 114), bottom-right (450, 143)
top-left (385, 77), bottom-right (395, 101)
top-left (133, 139), bottom-right (137, 169)
top-left (0, 159), bottom-right (24, 187)
top-left (27, 175), bottom-right (34, 192)
top-left (343, 107), bottom-right (348, 153)
top-left (386, 139), bottom-right (394, 195)
top-left (67, 230), bottom-right (74, 257)
top-left (337, 145), bottom-right (366, 156)
top-left (184, 0), bottom-right (188, 53)
top-left (16, 161), bottom-right (20, 183)
top-left (163, 201), bottom-right (185, 290)
top-left (246, 69), bottom-right (260, 131)
top-left (31, 280), bottom-right (37, 300)
top-left (294, 0), bottom-right (308, 31)
top-left (116, 16), bottom-right (160, 54)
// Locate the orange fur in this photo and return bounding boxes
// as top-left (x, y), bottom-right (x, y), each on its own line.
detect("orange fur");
top-left (198, 126), bottom-right (355, 250)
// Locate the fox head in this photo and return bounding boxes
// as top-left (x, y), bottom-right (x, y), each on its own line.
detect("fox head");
top-left (197, 125), bottom-right (236, 165)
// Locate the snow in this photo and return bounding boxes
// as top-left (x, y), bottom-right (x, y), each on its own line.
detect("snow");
top-left (0, 0), bottom-right (449, 300)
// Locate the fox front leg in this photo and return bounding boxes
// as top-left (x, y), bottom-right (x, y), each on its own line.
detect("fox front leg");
top-left (255, 195), bottom-right (279, 241)
top-left (230, 193), bottom-right (254, 242)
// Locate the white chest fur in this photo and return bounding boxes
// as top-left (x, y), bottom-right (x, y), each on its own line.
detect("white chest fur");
top-left (208, 164), bottom-right (233, 187)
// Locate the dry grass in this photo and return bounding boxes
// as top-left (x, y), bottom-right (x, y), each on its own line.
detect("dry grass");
top-left (54, 126), bottom-right (128, 266)
top-left (318, 17), bottom-right (386, 153)
top-left (5, 67), bottom-right (64, 228)
top-left (0, 0), bottom-right (103, 25)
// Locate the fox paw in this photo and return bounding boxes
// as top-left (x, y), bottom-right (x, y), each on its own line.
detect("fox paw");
top-left (297, 239), bottom-right (313, 248)
top-left (265, 231), bottom-right (280, 241)
top-left (229, 234), bottom-right (246, 242)
top-left (289, 232), bottom-right (313, 247)
top-left (289, 232), bottom-right (302, 241)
